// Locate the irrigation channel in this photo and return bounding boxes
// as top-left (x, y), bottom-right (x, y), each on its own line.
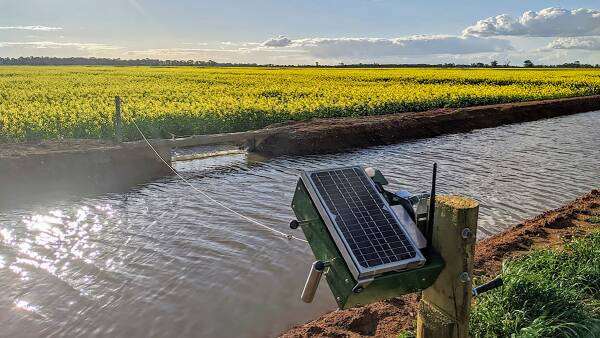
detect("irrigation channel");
top-left (1, 110), bottom-right (599, 338)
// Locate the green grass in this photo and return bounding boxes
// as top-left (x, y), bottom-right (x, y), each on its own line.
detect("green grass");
top-left (470, 231), bottom-right (600, 337)
top-left (397, 331), bottom-right (415, 338)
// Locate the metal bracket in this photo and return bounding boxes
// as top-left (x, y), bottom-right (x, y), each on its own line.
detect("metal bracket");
top-left (352, 277), bottom-right (375, 293)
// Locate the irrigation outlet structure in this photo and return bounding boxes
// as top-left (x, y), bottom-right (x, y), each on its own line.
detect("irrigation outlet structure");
top-left (131, 118), bottom-right (308, 244)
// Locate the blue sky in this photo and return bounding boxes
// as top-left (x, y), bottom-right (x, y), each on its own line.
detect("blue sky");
top-left (1, 0), bottom-right (599, 64)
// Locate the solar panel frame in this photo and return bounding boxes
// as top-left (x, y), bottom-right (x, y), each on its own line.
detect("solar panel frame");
top-left (301, 166), bottom-right (425, 281)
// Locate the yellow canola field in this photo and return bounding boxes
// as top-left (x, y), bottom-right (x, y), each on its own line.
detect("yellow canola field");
top-left (1, 66), bottom-right (599, 141)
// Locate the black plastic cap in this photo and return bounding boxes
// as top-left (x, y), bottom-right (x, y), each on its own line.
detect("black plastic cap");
top-left (289, 220), bottom-right (300, 229)
top-left (314, 261), bottom-right (325, 271)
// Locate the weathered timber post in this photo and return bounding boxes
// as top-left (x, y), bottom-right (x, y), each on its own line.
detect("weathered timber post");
top-left (417, 195), bottom-right (479, 338)
top-left (114, 96), bottom-right (123, 143)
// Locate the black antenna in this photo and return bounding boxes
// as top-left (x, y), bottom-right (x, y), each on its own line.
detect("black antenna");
top-left (426, 163), bottom-right (437, 251)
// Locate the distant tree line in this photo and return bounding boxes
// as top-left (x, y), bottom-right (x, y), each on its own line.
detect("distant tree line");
top-left (0, 57), bottom-right (258, 67)
top-left (0, 56), bottom-right (598, 68)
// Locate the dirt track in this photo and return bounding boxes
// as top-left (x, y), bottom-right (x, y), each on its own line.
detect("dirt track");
top-left (256, 95), bottom-right (600, 156)
top-left (279, 190), bottom-right (600, 338)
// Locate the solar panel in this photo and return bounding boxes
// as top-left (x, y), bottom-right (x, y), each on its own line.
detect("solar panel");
top-left (301, 166), bottom-right (425, 281)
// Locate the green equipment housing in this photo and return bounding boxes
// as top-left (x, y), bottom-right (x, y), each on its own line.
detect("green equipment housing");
top-left (291, 167), bottom-right (445, 309)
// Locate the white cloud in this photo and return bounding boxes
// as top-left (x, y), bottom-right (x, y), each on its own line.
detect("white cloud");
top-left (127, 35), bottom-right (512, 63)
top-left (546, 37), bottom-right (600, 50)
top-left (262, 35), bottom-right (292, 47)
top-left (126, 48), bottom-right (217, 57)
top-left (0, 41), bottom-right (121, 51)
top-left (464, 7), bottom-right (600, 37)
top-left (127, 46), bottom-right (305, 58)
top-left (0, 25), bottom-right (63, 31)
top-left (182, 42), bottom-right (209, 46)
top-left (261, 35), bottom-right (512, 59)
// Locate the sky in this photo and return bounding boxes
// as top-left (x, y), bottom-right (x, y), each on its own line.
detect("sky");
top-left (1, 0), bottom-right (599, 65)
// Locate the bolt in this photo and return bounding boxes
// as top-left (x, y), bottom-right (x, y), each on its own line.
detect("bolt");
top-left (460, 272), bottom-right (470, 283)
top-left (462, 228), bottom-right (473, 239)
top-left (345, 279), bottom-right (350, 284)
top-left (336, 297), bottom-right (341, 301)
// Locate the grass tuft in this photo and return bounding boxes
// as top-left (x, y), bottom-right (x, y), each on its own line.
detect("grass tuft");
top-left (470, 231), bottom-right (600, 338)
top-left (397, 331), bottom-right (415, 338)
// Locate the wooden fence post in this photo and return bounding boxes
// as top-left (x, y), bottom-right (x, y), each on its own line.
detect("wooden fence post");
top-left (114, 96), bottom-right (123, 143)
top-left (417, 195), bottom-right (479, 338)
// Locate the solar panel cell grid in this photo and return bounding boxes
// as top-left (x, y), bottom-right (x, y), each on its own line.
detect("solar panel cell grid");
top-left (310, 167), bottom-right (417, 269)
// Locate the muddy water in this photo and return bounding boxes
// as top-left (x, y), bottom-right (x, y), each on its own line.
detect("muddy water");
top-left (1, 111), bottom-right (599, 338)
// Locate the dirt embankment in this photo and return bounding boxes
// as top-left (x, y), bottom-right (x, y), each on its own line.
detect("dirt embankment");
top-left (280, 190), bottom-right (600, 338)
top-left (3, 96), bottom-right (599, 160)
top-left (256, 95), bottom-right (600, 156)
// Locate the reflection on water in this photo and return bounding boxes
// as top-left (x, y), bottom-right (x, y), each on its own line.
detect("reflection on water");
top-left (0, 111), bottom-right (599, 338)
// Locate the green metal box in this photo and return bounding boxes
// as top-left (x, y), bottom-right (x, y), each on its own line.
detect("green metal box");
top-left (292, 178), bottom-right (444, 309)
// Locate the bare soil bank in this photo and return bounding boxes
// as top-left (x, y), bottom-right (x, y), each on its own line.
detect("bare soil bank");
top-left (280, 190), bottom-right (600, 338)
top-left (256, 95), bottom-right (600, 156)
